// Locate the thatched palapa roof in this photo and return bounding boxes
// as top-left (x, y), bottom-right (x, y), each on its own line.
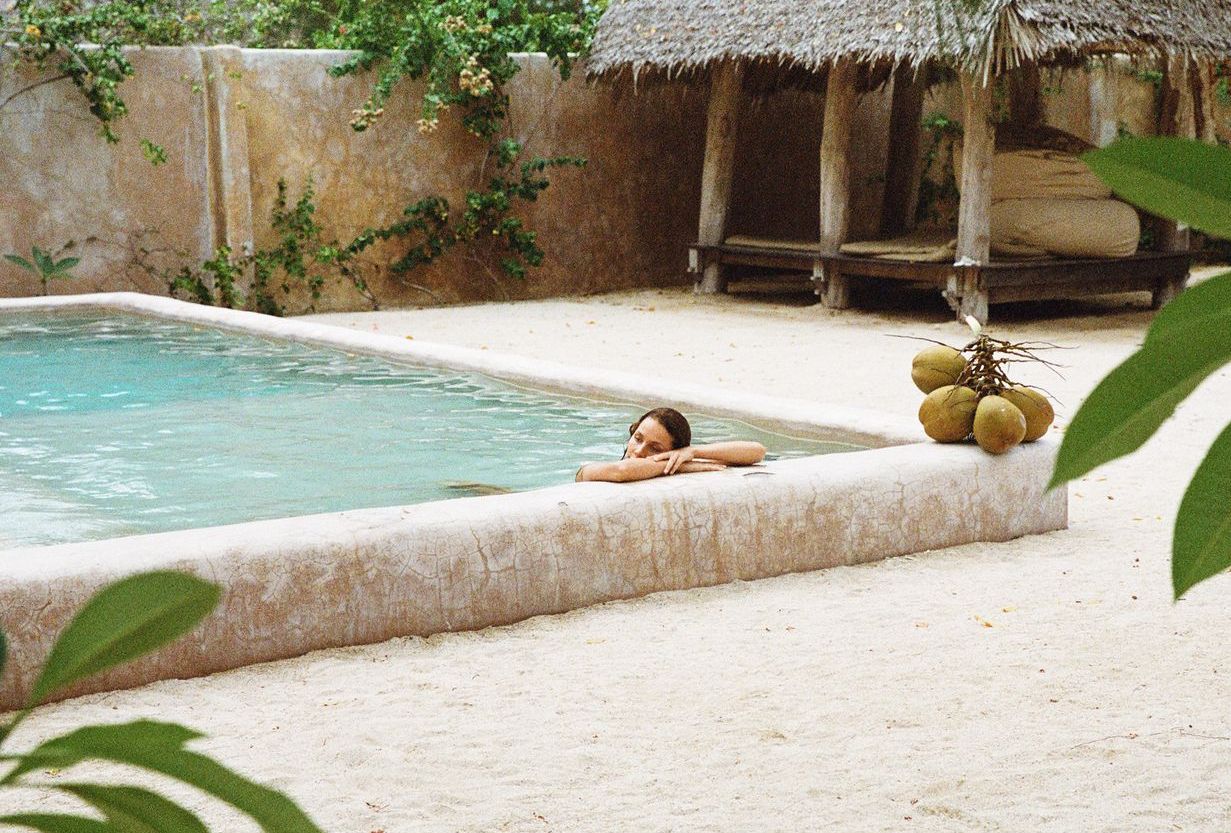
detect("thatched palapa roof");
top-left (587, 0), bottom-right (1231, 84)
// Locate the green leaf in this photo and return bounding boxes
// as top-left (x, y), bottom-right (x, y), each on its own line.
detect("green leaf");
top-left (52, 257), bottom-right (81, 273)
top-left (4, 254), bottom-right (35, 272)
top-left (1049, 326), bottom-right (1231, 488)
top-left (29, 572), bottom-right (219, 706)
top-left (139, 139), bottom-right (167, 166)
top-left (1083, 138), bottom-right (1231, 239)
top-left (5, 722), bottom-right (198, 783)
top-left (1173, 421), bottom-right (1231, 599)
top-left (1146, 270), bottom-right (1231, 345)
top-left (0, 813), bottom-right (118, 833)
top-left (9, 721), bottom-right (323, 833)
top-left (55, 783), bottom-right (208, 833)
top-left (32, 248), bottom-right (53, 273)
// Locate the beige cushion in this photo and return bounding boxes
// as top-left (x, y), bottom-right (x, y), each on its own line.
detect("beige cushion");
top-left (724, 235), bottom-right (819, 252)
top-left (954, 147), bottom-right (1114, 201)
top-left (990, 198), bottom-right (1140, 259)
top-left (724, 233), bottom-right (958, 263)
top-left (839, 234), bottom-right (956, 262)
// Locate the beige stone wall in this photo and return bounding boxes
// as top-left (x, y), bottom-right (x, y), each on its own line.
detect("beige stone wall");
top-left (2, 49), bottom-right (1212, 311)
top-left (0, 47), bottom-right (215, 298)
top-left (0, 47), bottom-right (897, 311)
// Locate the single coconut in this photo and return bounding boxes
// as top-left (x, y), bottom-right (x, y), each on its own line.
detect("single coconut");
top-left (973, 395), bottom-right (1027, 454)
top-left (1001, 385), bottom-right (1054, 442)
top-left (911, 345), bottom-right (967, 394)
top-left (918, 385), bottom-right (978, 442)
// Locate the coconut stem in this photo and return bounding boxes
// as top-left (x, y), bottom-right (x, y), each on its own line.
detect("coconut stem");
top-left (958, 334), bottom-right (1018, 398)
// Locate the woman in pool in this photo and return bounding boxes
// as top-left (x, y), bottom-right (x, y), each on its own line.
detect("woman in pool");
top-left (576, 407), bottom-right (766, 483)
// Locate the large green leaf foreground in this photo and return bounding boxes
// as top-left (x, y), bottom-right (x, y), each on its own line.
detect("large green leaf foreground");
top-left (28, 572), bottom-right (219, 706)
top-left (1083, 137), bottom-right (1231, 241)
top-left (0, 572), bottom-right (324, 833)
top-left (1054, 137), bottom-right (1231, 599)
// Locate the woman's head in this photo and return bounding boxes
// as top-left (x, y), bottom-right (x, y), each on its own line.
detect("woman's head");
top-left (625, 407), bottom-right (691, 459)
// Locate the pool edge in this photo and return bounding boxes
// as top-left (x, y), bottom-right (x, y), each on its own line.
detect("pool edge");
top-left (0, 294), bottom-right (1067, 710)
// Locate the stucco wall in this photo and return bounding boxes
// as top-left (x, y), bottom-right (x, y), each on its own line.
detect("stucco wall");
top-left (0, 47), bottom-right (893, 311)
top-left (1, 49), bottom-right (1212, 311)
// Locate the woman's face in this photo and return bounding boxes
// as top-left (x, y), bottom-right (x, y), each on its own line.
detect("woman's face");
top-left (626, 417), bottom-right (674, 459)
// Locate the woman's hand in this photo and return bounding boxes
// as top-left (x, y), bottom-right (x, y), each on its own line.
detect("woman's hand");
top-left (651, 446), bottom-right (695, 474)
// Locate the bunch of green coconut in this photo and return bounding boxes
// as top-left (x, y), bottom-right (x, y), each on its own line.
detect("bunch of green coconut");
top-left (911, 330), bottom-right (1056, 454)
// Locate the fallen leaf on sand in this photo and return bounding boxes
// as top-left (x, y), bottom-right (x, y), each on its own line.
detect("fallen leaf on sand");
top-left (974, 615), bottom-right (994, 627)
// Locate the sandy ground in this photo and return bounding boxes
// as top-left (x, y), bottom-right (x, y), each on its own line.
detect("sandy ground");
top-left (5, 274), bottom-right (1231, 832)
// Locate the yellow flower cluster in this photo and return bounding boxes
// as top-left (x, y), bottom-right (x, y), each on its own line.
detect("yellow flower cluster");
top-left (443, 15), bottom-right (467, 33)
top-left (25, 24), bottom-right (41, 38)
top-left (458, 55), bottom-right (493, 97)
top-left (416, 117), bottom-right (439, 134)
top-left (349, 106), bottom-right (384, 130)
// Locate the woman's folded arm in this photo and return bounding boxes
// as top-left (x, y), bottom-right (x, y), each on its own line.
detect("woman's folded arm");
top-left (576, 458), bottom-right (727, 483)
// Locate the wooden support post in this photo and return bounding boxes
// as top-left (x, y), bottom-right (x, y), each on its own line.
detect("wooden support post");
top-left (1191, 61), bottom-right (1217, 145)
top-left (1088, 61), bottom-right (1119, 147)
top-left (817, 59), bottom-right (860, 308)
top-left (695, 62), bottom-right (743, 294)
top-left (1154, 56), bottom-right (1191, 256)
top-left (952, 72), bottom-right (995, 324)
top-left (880, 64), bottom-right (927, 237)
top-left (1149, 55), bottom-right (1193, 308)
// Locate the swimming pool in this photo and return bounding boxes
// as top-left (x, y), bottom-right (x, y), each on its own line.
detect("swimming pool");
top-left (0, 294), bottom-right (1066, 709)
top-left (1, 312), bottom-right (854, 549)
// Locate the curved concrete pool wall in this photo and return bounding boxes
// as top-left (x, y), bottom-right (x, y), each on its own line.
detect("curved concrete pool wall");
top-left (0, 294), bottom-right (1067, 709)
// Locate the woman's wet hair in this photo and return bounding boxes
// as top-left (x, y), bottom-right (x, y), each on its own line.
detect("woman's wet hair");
top-left (629, 407), bottom-right (691, 451)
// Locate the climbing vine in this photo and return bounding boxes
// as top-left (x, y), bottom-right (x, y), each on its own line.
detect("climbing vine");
top-left (324, 0), bottom-right (600, 282)
top-left (168, 178), bottom-right (380, 315)
top-left (3, 1), bottom-right (608, 305)
top-left (0, 0), bottom-right (193, 146)
top-left (916, 112), bottom-right (963, 227)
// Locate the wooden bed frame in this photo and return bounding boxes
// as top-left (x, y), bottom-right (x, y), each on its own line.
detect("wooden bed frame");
top-left (689, 240), bottom-right (1192, 322)
top-left (688, 61), bottom-right (1197, 326)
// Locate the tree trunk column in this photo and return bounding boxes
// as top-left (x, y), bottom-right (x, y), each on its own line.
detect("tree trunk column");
top-left (1151, 55), bottom-right (1195, 308)
top-left (952, 72), bottom-right (995, 325)
top-left (1190, 60), bottom-right (1217, 144)
top-left (816, 58), bottom-right (860, 308)
top-left (695, 62), bottom-right (743, 294)
top-left (1088, 61), bottom-right (1119, 147)
top-left (880, 64), bottom-right (927, 237)
top-left (1154, 55), bottom-right (1193, 253)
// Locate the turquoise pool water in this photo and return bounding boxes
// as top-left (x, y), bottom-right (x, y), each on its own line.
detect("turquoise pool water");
top-left (0, 312), bottom-right (858, 549)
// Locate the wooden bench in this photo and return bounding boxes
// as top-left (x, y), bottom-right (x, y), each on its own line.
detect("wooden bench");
top-left (689, 240), bottom-right (1192, 323)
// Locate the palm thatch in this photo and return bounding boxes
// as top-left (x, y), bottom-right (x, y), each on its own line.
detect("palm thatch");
top-left (588, 0), bottom-right (1231, 84)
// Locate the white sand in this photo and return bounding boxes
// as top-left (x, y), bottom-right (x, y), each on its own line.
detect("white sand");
top-left (5, 277), bottom-right (1231, 831)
